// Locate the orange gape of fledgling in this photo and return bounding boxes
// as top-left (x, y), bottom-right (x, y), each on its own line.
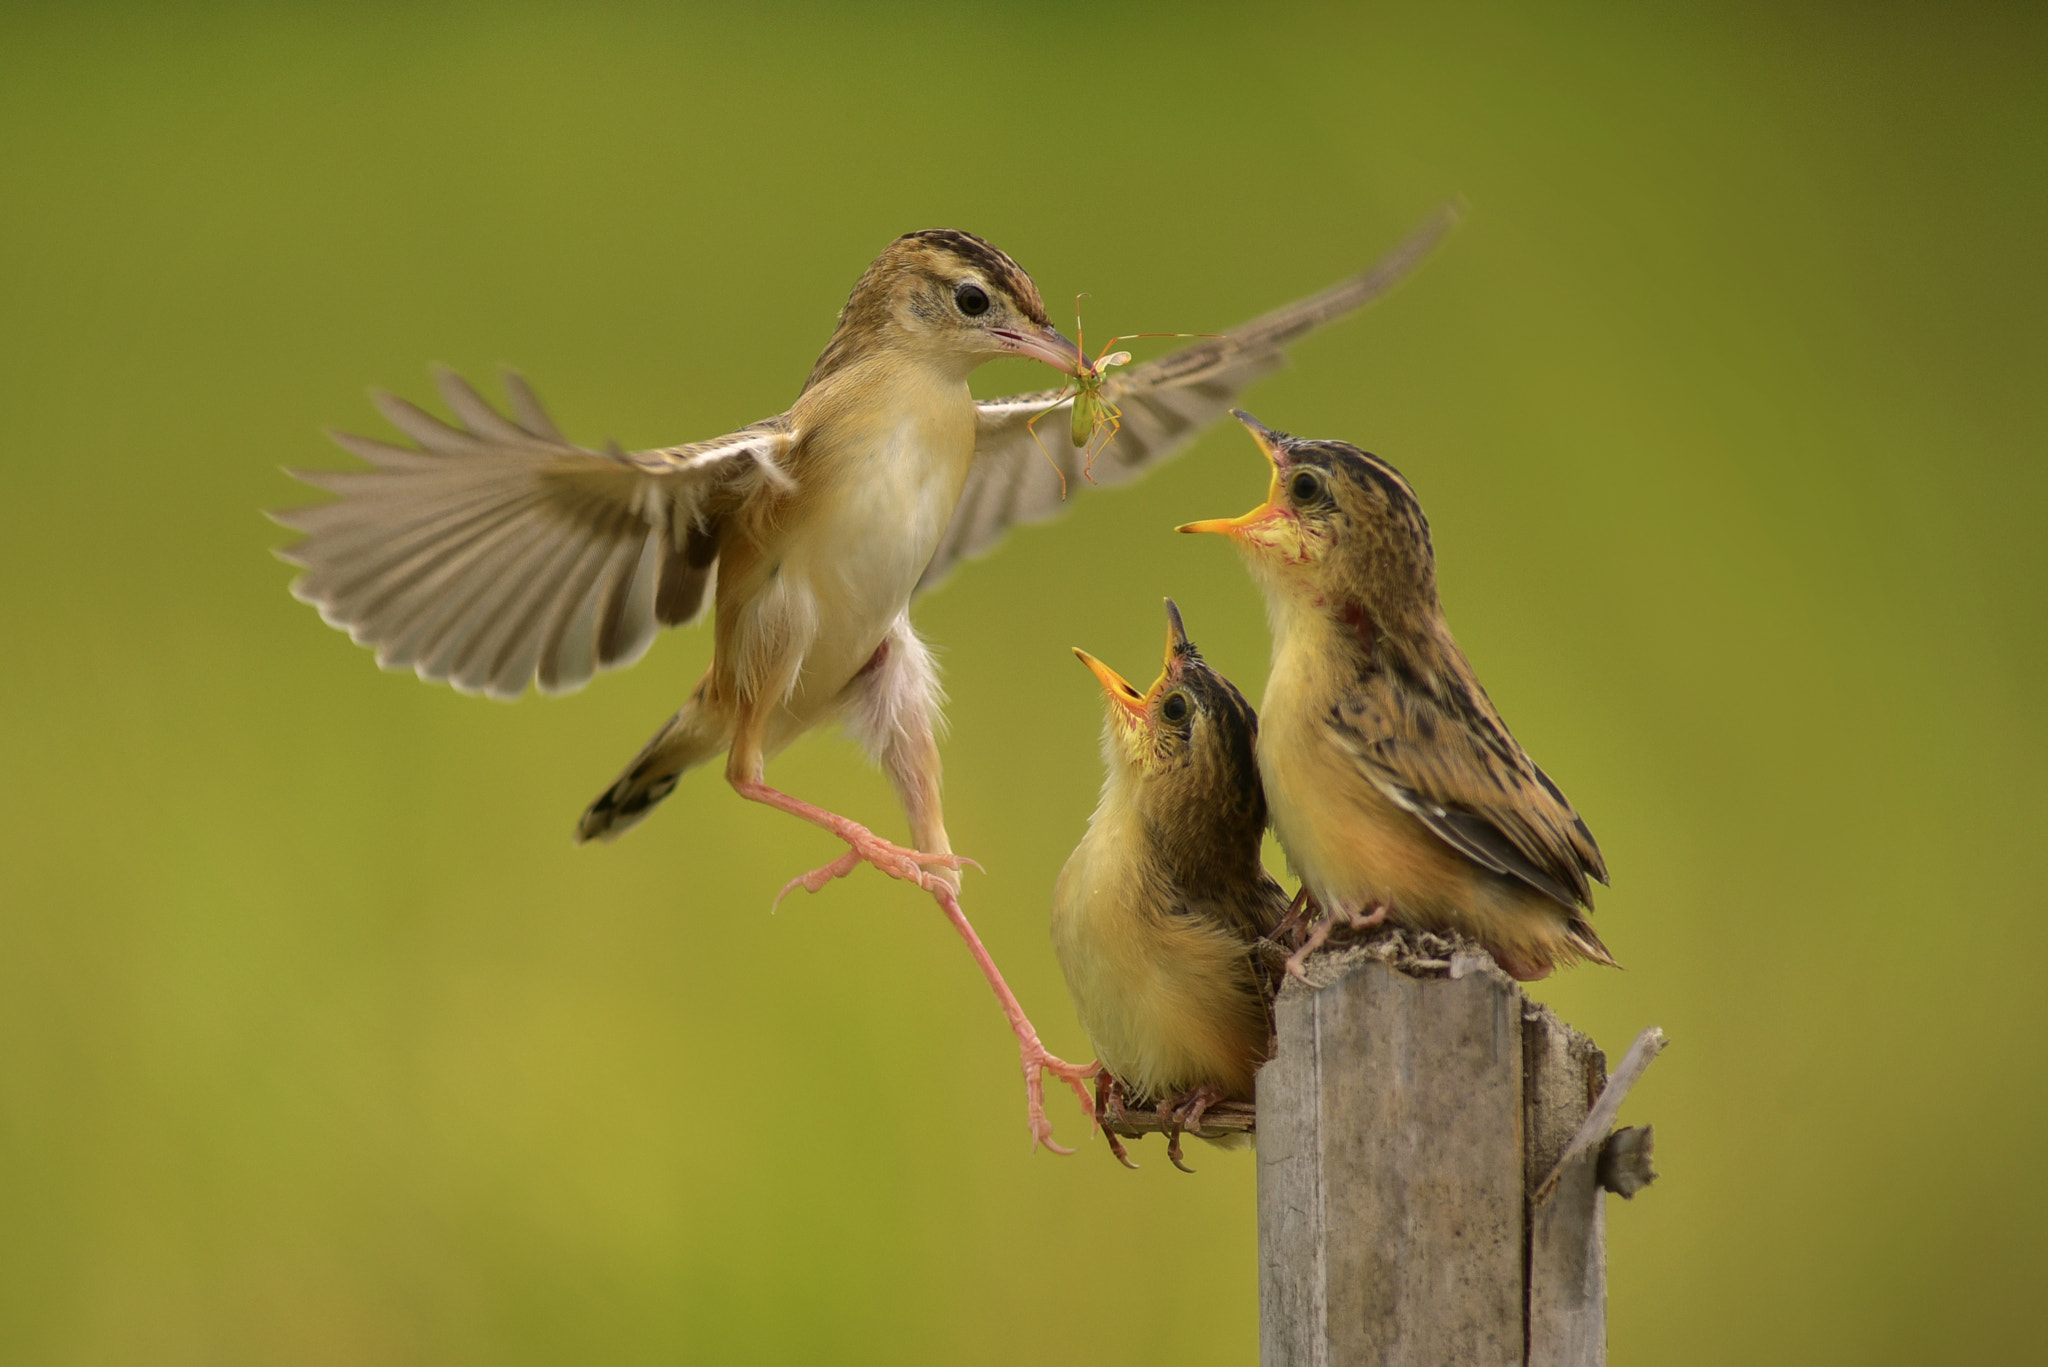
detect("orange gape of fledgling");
top-left (1181, 412), bottom-right (1616, 982)
top-left (275, 212), bottom-right (1454, 1151)
top-left (1056, 602), bottom-right (1289, 1169)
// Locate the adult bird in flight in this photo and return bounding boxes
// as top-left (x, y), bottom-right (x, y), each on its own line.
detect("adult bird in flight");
top-left (276, 209), bottom-right (1455, 1148)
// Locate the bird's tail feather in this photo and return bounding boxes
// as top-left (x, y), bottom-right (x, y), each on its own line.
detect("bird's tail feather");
top-left (576, 700), bottom-right (728, 843)
top-left (1565, 913), bottom-right (1620, 969)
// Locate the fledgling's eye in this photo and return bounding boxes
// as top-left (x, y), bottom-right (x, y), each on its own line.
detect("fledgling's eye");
top-left (1288, 469), bottom-right (1325, 505)
top-left (1161, 692), bottom-right (1191, 725)
top-left (954, 282), bottom-right (990, 317)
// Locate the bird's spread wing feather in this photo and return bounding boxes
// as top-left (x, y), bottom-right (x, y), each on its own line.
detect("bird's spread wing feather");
top-left (1325, 670), bottom-right (1607, 910)
top-left (919, 204), bottom-right (1460, 594)
top-left (275, 368), bottom-right (792, 699)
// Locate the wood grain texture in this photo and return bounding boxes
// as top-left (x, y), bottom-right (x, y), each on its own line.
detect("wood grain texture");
top-left (1535, 1028), bottom-right (1669, 1203)
top-left (1257, 952), bottom-right (1525, 1367)
top-left (1524, 1000), bottom-right (1609, 1367)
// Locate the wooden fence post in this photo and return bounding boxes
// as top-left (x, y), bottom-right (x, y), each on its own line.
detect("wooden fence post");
top-left (1255, 938), bottom-right (1662, 1367)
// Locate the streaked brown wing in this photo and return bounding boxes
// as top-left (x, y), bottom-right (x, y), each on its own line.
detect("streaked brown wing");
top-left (920, 203), bottom-right (1460, 594)
top-left (1327, 666), bottom-right (1607, 910)
top-left (274, 368), bottom-right (792, 700)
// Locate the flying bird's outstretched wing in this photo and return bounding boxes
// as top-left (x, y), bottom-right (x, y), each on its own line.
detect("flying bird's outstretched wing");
top-left (919, 204), bottom-right (1459, 595)
top-left (275, 369), bottom-right (791, 700)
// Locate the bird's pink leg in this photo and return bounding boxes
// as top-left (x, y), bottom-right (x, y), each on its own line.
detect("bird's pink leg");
top-left (733, 777), bottom-right (1097, 1153)
top-left (920, 874), bottom-right (1100, 1154)
top-left (733, 779), bottom-right (973, 901)
top-left (1283, 898), bottom-right (1388, 980)
top-left (1282, 914), bottom-right (1337, 981)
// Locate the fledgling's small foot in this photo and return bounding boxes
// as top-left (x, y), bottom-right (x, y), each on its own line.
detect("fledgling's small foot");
top-left (1283, 914), bottom-right (1337, 981)
top-left (1158, 1100), bottom-right (1196, 1174)
top-left (1283, 899), bottom-right (1390, 979)
top-left (1343, 901), bottom-right (1389, 933)
top-left (1174, 1085), bottom-right (1226, 1138)
top-left (1271, 885), bottom-right (1315, 946)
top-left (1157, 1085), bottom-right (1228, 1173)
top-left (1095, 1071), bottom-right (1139, 1169)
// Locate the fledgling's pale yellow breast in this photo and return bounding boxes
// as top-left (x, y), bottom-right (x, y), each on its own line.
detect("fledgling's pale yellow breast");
top-left (1051, 789), bottom-right (1269, 1105)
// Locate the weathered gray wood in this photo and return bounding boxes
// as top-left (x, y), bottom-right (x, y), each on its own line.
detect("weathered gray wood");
top-left (1524, 1001), bottom-right (1608, 1367)
top-left (1534, 1028), bottom-right (1669, 1203)
top-left (1254, 935), bottom-right (1663, 1367)
top-left (1597, 1125), bottom-right (1657, 1198)
top-left (1258, 949), bottom-right (1526, 1367)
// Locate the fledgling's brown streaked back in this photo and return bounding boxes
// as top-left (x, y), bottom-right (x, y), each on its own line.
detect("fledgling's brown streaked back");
top-left (1183, 411), bottom-right (1614, 980)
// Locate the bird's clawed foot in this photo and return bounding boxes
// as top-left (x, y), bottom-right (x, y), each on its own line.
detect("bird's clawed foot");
top-left (1020, 1042), bottom-right (1100, 1156)
top-left (1158, 1086), bottom-right (1228, 1173)
top-left (771, 828), bottom-right (976, 906)
top-left (1282, 902), bottom-right (1336, 981)
top-left (1095, 1071), bottom-right (1139, 1169)
top-left (1282, 897), bottom-right (1389, 981)
top-left (1271, 885), bottom-right (1315, 946)
top-left (739, 781), bottom-right (980, 906)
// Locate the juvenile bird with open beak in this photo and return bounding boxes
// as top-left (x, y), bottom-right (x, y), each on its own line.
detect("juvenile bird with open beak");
top-left (277, 215), bottom-right (1452, 1149)
top-left (1057, 602), bottom-right (1290, 1169)
top-left (1181, 412), bottom-right (1615, 982)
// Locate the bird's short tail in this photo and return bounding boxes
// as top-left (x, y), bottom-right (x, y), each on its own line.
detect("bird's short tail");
top-left (576, 699), bottom-right (728, 843)
top-left (1566, 912), bottom-right (1620, 970)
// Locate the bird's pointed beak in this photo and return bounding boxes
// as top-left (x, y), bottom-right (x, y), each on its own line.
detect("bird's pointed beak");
top-left (994, 322), bottom-right (1083, 376)
top-left (1162, 598), bottom-right (1193, 674)
top-left (1177, 410), bottom-right (1290, 538)
top-left (1074, 648), bottom-right (1150, 720)
top-left (1229, 409), bottom-right (1287, 461)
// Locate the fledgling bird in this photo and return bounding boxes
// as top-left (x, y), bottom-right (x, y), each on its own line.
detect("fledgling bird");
top-left (275, 213), bottom-right (1452, 1149)
top-left (1057, 601), bottom-right (1289, 1169)
top-left (1180, 412), bottom-right (1615, 982)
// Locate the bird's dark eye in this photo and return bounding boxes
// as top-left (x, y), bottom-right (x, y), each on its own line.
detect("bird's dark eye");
top-left (954, 282), bottom-right (990, 317)
top-left (1161, 692), bottom-right (1191, 725)
top-left (1289, 470), bottom-right (1324, 504)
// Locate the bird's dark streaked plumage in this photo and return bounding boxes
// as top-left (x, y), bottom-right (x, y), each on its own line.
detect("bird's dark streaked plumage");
top-left (1056, 602), bottom-right (1289, 1167)
top-left (275, 214), bottom-right (1455, 1148)
top-left (1181, 412), bottom-right (1614, 982)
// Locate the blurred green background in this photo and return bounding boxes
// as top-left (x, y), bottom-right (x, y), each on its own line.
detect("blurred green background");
top-left (3, 2), bottom-right (2043, 1362)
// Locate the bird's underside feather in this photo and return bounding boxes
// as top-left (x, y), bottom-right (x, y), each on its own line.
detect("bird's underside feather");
top-left (1326, 674), bottom-right (1607, 912)
top-left (276, 207), bottom-right (1454, 698)
top-left (920, 203), bottom-right (1459, 594)
top-left (274, 368), bottom-right (791, 700)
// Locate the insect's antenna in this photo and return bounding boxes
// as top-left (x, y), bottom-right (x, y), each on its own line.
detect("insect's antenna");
top-left (1071, 293), bottom-right (1090, 361)
top-left (1101, 330), bottom-right (1225, 350)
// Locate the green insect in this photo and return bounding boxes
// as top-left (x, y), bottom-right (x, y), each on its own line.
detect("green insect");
top-left (1028, 298), bottom-right (1214, 496)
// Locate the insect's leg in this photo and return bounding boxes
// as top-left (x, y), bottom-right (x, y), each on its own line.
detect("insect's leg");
top-left (1025, 388), bottom-right (1077, 500)
top-left (1082, 399), bottom-right (1125, 483)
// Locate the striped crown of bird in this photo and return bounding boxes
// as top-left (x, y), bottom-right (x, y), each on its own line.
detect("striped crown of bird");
top-left (1057, 601), bottom-right (1289, 1170)
top-left (275, 212), bottom-right (1455, 1150)
top-left (1180, 411), bottom-right (1615, 982)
